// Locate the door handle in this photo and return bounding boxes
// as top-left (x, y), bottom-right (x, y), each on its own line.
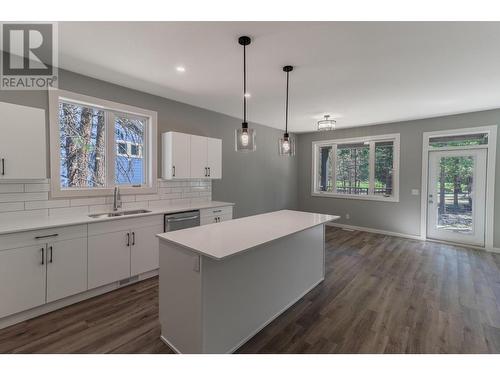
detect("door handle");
top-left (126, 232), bottom-right (130, 247)
top-left (49, 246), bottom-right (53, 263)
top-left (132, 232), bottom-right (135, 246)
top-left (40, 248), bottom-right (44, 265)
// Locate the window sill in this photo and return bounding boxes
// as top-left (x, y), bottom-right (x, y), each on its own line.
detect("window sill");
top-left (311, 191), bottom-right (399, 203)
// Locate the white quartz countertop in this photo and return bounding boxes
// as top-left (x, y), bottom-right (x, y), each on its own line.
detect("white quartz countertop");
top-left (0, 201), bottom-right (234, 235)
top-left (157, 209), bottom-right (339, 260)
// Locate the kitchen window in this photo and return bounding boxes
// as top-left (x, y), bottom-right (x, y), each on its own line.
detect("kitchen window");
top-left (49, 90), bottom-right (157, 197)
top-left (312, 134), bottom-right (400, 201)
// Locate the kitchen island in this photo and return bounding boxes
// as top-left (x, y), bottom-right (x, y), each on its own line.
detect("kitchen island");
top-left (157, 209), bottom-right (338, 353)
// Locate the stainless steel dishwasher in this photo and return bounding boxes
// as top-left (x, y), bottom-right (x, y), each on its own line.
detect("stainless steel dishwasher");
top-left (164, 210), bottom-right (200, 232)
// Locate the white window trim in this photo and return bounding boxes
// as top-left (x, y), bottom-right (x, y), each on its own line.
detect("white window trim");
top-left (311, 133), bottom-right (400, 202)
top-left (49, 89), bottom-right (158, 198)
top-left (420, 125), bottom-right (497, 251)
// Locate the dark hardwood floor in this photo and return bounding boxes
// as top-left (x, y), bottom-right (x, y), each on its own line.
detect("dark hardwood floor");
top-left (1, 226), bottom-right (500, 354)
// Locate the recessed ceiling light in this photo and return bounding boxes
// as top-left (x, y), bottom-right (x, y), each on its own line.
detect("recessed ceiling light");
top-left (176, 66), bottom-right (186, 73)
top-left (244, 92), bottom-right (251, 98)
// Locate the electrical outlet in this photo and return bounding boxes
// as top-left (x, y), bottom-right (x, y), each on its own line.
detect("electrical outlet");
top-left (345, 213), bottom-right (350, 220)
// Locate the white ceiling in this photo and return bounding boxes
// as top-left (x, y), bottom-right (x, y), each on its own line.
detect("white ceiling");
top-left (59, 22), bottom-right (500, 133)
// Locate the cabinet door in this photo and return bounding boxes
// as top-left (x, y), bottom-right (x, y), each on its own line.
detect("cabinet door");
top-left (88, 231), bottom-right (131, 289)
top-left (46, 238), bottom-right (88, 303)
top-left (207, 137), bottom-right (222, 179)
top-left (162, 132), bottom-right (190, 179)
top-left (0, 101), bottom-right (46, 179)
top-left (131, 224), bottom-right (163, 276)
top-left (0, 245), bottom-right (46, 318)
top-left (190, 135), bottom-right (208, 179)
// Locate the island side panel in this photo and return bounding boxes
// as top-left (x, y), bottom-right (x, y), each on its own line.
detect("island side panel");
top-left (201, 224), bottom-right (325, 353)
top-left (159, 240), bottom-right (203, 353)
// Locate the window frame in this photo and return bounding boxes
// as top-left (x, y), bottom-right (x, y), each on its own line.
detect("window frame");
top-left (49, 89), bottom-right (157, 198)
top-left (311, 133), bottom-right (400, 202)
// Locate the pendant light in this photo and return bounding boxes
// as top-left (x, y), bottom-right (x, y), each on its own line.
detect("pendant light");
top-left (235, 36), bottom-right (256, 152)
top-left (279, 65), bottom-right (295, 156)
top-left (317, 114), bottom-right (336, 131)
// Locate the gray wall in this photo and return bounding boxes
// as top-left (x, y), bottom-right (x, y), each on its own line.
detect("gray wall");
top-left (297, 109), bottom-right (500, 248)
top-left (0, 69), bottom-right (298, 218)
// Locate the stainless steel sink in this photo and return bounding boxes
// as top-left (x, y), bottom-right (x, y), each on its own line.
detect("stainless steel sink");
top-left (88, 209), bottom-right (151, 219)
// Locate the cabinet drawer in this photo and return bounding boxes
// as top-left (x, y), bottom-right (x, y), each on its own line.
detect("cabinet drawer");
top-left (88, 214), bottom-right (163, 236)
top-left (0, 225), bottom-right (87, 252)
top-left (199, 206), bottom-right (233, 219)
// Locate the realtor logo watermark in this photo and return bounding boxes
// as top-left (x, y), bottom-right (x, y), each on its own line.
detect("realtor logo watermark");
top-left (1, 22), bottom-right (58, 90)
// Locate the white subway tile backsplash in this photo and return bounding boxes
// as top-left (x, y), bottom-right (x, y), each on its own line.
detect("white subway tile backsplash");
top-left (49, 206), bottom-right (89, 217)
top-left (24, 183), bottom-right (50, 193)
top-left (70, 197), bottom-right (107, 207)
top-left (0, 179), bottom-right (211, 217)
top-left (25, 199), bottom-right (70, 210)
top-left (0, 192), bottom-right (48, 203)
top-left (0, 202), bottom-right (25, 212)
top-left (0, 184), bottom-right (24, 193)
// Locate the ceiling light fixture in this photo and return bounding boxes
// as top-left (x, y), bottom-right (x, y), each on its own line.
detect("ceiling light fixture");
top-left (279, 65), bottom-right (295, 156)
top-left (176, 66), bottom-right (186, 72)
top-left (317, 114), bottom-right (336, 131)
top-left (235, 36), bottom-right (256, 152)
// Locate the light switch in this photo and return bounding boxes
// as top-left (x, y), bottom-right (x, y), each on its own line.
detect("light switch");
top-left (411, 189), bottom-right (420, 196)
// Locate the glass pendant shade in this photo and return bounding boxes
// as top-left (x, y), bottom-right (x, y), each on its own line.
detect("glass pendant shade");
top-left (278, 134), bottom-right (295, 156)
top-left (317, 115), bottom-right (336, 131)
top-left (235, 126), bottom-right (256, 152)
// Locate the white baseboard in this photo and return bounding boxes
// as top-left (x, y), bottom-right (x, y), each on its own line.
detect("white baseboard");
top-left (0, 269), bottom-right (158, 330)
top-left (326, 222), bottom-right (423, 241)
top-left (327, 222), bottom-right (500, 254)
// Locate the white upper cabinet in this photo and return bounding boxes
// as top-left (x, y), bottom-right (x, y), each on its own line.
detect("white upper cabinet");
top-left (162, 132), bottom-right (222, 180)
top-left (162, 132), bottom-right (191, 179)
top-left (0, 101), bottom-right (46, 179)
top-left (207, 137), bottom-right (222, 179)
top-left (190, 135), bottom-right (208, 179)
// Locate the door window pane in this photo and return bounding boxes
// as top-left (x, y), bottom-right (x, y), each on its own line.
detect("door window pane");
top-left (59, 102), bottom-right (105, 188)
top-left (335, 143), bottom-right (369, 195)
top-left (436, 156), bottom-right (473, 233)
top-left (318, 146), bottom-right (334, 192)
top-left (374, 141), bottom-right (394, 197)
top-left (115, 115), bottom-right (145, 185)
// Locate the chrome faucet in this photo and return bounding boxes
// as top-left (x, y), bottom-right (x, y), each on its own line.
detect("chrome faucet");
top-left (113, 186), bottom-right (122, 211)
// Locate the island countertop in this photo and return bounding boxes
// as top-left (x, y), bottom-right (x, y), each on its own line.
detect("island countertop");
top-left (156, 209), bottom-right (339, 260)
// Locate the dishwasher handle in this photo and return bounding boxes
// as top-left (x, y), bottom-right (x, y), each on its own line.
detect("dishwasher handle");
top-left (166, 215), bottom-right (199, 222)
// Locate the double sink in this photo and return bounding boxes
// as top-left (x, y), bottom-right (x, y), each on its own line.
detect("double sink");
top-left (88, 209), bottom-right (151, 219)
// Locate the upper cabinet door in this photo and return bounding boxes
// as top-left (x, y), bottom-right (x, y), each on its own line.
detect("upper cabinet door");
top-left (0, 101), bottom-right (46, 179)
top-left (162, 132), bottom-right (190, 179)
top-left (207, 137), bottom-right (222, 179)
top-left (190, 135), bottom-right (208, 179)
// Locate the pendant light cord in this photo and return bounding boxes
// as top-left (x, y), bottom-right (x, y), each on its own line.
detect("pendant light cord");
top-left (285, 69), bottom-right (289, 135)
top-left (243, 43), bottom-right (247, 124)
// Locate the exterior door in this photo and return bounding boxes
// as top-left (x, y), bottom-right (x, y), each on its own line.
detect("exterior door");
top-left (427, 149), bottom-right (487, 246)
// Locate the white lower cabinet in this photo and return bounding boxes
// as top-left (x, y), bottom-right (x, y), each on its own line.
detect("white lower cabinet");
top-left (0, 224), bottom-right (87, 319)
top-left (200, 206), bottom-right (233, 225)
top-left (88, 230), bottom-right (131, 289)
top-left (131, 224), bottom-right (163, 276)
top-left (0, 245), bottom-right (47, 318)
top-left (88, 215), bottom-right (163, 290)
top-left (46, 237), bottom-right (88, 303)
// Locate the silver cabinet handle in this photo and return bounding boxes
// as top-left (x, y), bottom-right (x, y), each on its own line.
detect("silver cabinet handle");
top-left (126, 232), bottom-right (130, 247)
top-left (1, 158), bottom-right (4, 176)
top-left (132, 232), bottom-right (135, 246)
top-left (208, 167), bottom-right (211, 177)
top-left (49, 246), bottom-right (53, 263)
top-left (172, 166), bottom-right (176, 177)
top-left (213, 209), bottom-right (222, 213)
top-left (40, 248), bottom-right (44, 265)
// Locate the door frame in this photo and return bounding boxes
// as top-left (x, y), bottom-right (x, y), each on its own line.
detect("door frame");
top-left (420, 125), bottom-right (497, 250)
